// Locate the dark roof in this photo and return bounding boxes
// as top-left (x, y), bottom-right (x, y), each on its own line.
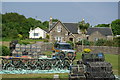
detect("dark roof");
top-left (86, 27), bottom-right (113, 36)
top-left (43, 28), bottom-right (49, 32)
top-left (63, 23), bottom-right (79, 34)
top-left (50, 21), bottom-right (79, 34)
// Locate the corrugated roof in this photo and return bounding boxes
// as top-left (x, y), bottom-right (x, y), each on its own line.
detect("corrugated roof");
top-left (86, 27), bottom-right (113, 36)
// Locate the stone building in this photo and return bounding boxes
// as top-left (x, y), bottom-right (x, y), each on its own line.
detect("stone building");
top-left (48, 17), bottom-right (113, 43)
top-left (48, 17), bottom-right (84, 43)
top-left (86, 27), bottom-right (113, 41)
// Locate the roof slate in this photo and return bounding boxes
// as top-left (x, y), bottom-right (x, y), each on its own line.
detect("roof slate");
top-left (63, 23), bottom-right (79, 34)
top-left (86, 27), bottom-right (113, 36)
top-left (50, 21), bottom-right (79, 34)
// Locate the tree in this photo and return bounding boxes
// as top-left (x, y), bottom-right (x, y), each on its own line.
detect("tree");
top-left (52, 19), bottom-right (58, 22)
top-left (111, 19), bottom-right (120, 35)
top-left (94, 24), bottom-right (109, 27)
top-left (79, 19), bottom-right (90, 33)
top-left (2, 12), bottom-right (48, 39)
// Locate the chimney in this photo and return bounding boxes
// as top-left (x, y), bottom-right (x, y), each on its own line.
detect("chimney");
top-left (49, 16), bottom-right (52, 31)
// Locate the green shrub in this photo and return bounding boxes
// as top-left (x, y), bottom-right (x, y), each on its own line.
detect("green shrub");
top-left (39, 37), bottom-right (42, 39)
top-left (46, 34), bottom-right (50, 39)
top-left (18, 34), bottom-right (23, 40)
top-left (66, 41), bottom-right (74, 46)
top-left (75, 39), bottom-right (90, 45)
top-left (95, 39), bottom-right (106, 46)
top-left (1, 46), bottom-right (10, 56)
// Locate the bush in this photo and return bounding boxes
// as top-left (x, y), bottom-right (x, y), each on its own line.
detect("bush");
top-left (83, 48), bottom-right (91, 53)
top-left (95, 39), bottom-right (106, 46)
top-left (113, 37), bottom-right (120, 47)
top-left (39, 37), bottom-right (42, 39)
top-left (18, 34), bottom-right (23, 40)
top-left (46, 34), bottom-right (49, 39)
top-left (66, 41), bottom-right (74, 46)
top-left (75, 39), bottom-right (90, 45)
top-left (1, 46), bottom-right (10, 56)
top-left (44, 39), bottom-right (49, 42)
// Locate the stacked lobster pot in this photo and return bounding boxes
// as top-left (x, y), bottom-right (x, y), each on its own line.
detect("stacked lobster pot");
top-left (82, 53), bottom-right (115, 80)
top-left (69, 64), bottom-right (86, 80)
top-left (12, 44), bottom-right (41, 57)
top-left (2, 51), bottom-right (76, 70)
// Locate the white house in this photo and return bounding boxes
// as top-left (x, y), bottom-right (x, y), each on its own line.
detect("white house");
top-left (29, 27), bottom-right (47, 39)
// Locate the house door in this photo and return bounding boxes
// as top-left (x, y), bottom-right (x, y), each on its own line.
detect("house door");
top-left (69, 38), bottom-right (73, 42)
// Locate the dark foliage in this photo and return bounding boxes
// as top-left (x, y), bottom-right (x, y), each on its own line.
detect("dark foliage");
top-left (2, 46), bottom-right (10, 56)
top-left (2, 12), bottom-right (48, 39)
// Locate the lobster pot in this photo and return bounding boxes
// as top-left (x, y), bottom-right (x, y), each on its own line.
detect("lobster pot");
top-left (56, 52), bottom-right (66, 60)
top-left (31, 44), bottom-right (37, 53)
top-left (82, 53), bottom-right (105, 63)
top-left (70, 65), bottom-right (85, 76)
top-left (20, 44), bottom-right (26, 52)
top-left (15, 44), bottom-right (21, 52)
top-left (86, 62), bottom-right (112, 73)
top-left (31, 52), bottom-right (37, 58)
top-left (85, 62), bottom-right (114, 80)
top-left (36, 45), bottom-right (41, 53)
top-left (66, 52), bottom-right (76, 61)
top-left (86, 72), bottom-right (115, 80)
top-left (25, 44), bottom-right (31, 52)
top-left (69, 65), bottom-right (86, 80)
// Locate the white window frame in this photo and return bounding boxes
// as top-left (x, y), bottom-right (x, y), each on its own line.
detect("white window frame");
top-left (55, 37), bottom-right (63, 42)
top-left (33, 33), bottom-right (39, 36)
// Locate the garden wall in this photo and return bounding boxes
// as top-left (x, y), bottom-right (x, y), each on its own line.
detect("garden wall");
top-left (75, 45), bottom-right (119, 54)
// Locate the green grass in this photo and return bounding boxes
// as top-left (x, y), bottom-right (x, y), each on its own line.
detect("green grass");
top-left (104, 54), bottom-right (119, 75)
top-left (2, 73), bottom-right (68, 78)
top-left (2, 38), bottom-right (45, 42)
top-left (20, 39), bottom-right (44, 42)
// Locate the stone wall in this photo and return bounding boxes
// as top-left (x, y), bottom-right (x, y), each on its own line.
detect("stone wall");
top-left (76, 45), bottom-right (119, 54)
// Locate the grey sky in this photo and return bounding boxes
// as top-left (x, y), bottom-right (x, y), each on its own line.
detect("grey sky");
top-left (2, 0), bottom-right (120, 2)
top-left (2, 2), bottom-right (118, 26)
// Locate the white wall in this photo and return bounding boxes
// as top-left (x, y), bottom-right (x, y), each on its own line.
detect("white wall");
top-left (29, 27), bottom-right (47, 39)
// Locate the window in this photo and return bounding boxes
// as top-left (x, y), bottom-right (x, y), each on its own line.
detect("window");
top-left (33, 33), bottom-right (39, 36)
top-left (94, 38), bottom-right (98, 41)
top-left (55, 37), bottom-right (63, 42)
top-left (78, 38), bottom-right (82, 41)
top-left (57, 25), bottom-right (61, 32)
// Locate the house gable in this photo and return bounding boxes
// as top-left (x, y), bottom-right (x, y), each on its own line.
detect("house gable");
top-left (49, 20), bottom-right (70, 33)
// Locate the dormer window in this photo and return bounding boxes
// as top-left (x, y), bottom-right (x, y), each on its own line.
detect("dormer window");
top-left (57, 25), bottom-right (61, 32)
